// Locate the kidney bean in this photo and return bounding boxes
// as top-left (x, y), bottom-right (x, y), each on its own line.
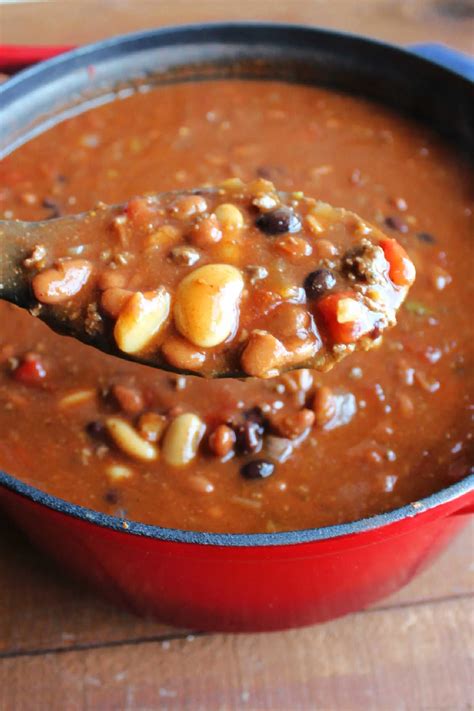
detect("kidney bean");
top-left (235, 420), bottom-right (264, 455)
top-left (12, 354), bottom-right (47, 386)
top-left (208, 424), bottom-right (236, 458)
top-left (112, 384), bottom-right (144, 415)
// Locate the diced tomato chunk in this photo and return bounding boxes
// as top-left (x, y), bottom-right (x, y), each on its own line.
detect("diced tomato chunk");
top-left (379, 237), bottom-right (416, 287)
top-left (317, 292), bottom-right (369, 345)
top-left (125, 197), bottom-right (158, 230)
top-left (12, 354), bottom-right (47, 385)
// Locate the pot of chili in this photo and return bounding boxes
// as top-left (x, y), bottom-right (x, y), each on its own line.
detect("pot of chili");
top-left (0, 23), bottom-right (472, 631)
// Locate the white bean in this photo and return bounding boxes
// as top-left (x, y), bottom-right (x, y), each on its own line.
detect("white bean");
top-left (58, 388), bottom-right (96, 409)
top-left (174, 264), bottom-right (244, 347)
top-left (114, 287), bottom-right (170, 354)
top-left (106, 463), bottom-right (134, 480)
top-left (105, 417), bottom-right (158, 461)
top-left (162, 413), bottom-right (206, 467)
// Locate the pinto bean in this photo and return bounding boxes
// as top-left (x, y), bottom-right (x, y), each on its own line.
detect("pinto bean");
top-left (161, 335), bottom-right (206, 371)
top-left (112, 384), bottom-right (144, 414)
top-left (172, 194), bottom-right (208, 219)
top-left (241, 330), bottom-right (289, 379)
top-left (33, 259), bottom-right (93, 304)
top-left (190, 215), bottom-right (222, 248)
top-left (101, 288), bottom-right (134, 319)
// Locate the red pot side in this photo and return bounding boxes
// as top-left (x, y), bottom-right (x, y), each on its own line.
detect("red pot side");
top-left (1, 486), bottom-right (472, 632)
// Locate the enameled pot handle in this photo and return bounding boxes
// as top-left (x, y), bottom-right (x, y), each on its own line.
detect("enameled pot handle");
top-left (409, 43), bottom-right (474, 80)
top-left (0, 44), bottom-right (73, 72)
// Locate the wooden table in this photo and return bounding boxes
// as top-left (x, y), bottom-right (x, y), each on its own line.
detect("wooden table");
top-left (1, 2), bottom-right (473, 709)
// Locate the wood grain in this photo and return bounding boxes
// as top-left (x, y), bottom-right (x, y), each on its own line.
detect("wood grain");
top-left (1, 0), bottom-right (474, 52)
top-left (1, 597), bottom-right (473, 711)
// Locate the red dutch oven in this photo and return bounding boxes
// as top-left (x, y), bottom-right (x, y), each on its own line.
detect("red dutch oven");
top-left (0, 24), bottom-right (473, 632)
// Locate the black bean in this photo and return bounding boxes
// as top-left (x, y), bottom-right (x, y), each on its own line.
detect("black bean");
top-left (241, 459), bottom-right (275, 480)
top-left (243, 406), bottom-right (266, 425)
top-left (235, 420), bottom-right (264, 455)
top-left (416, 231), bottom-right (436, 244)
top-left (86, 421), bottom-right (104, 438)
top-left (304, 268), bottom-right (336, 299)
top-left (42, 197), bottom-right (57, 208)
top-left (104, 489), bottom-right (119, 504)
top-left (42, 197), bottom-right (63, 219)
top-left (256, 207), bottom-right (301, 235)
top-left (384, 215), bottom-right (408, 233)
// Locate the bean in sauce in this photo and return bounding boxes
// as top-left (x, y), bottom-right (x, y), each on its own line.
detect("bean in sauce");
top-left (0, 79), bottom-right (472, 533)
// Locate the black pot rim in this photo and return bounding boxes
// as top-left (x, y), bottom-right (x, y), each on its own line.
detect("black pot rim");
top-left (1, 21), bottom-right (473, 547)
top-left (1, 469), bottom-right (472, 547)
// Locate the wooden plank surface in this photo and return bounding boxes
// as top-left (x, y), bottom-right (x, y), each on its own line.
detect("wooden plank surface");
top-left (1, 597), bottom-right (473, 711)
top-left (1, 1), bottom-right (473, 709)
top-left (1, 0), bottom-right (474, 52)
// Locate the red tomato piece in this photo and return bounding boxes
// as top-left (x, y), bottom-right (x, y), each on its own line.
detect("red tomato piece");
top-left (12, 354), bottom-right (47, 386)
top-left (379, 237), bottom-right (416, 287)
top-left (317, 292), bottom-right (369, 345)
